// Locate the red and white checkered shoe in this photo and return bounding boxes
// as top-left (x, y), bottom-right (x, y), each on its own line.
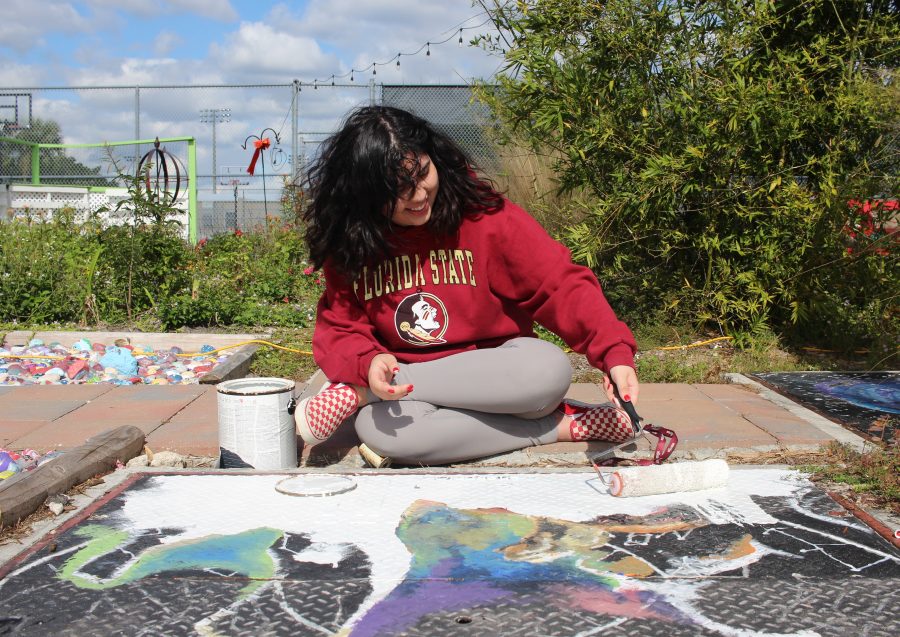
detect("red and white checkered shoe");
top-left (558, 399), bottom-right (635, 443)
top-left (295, 383), bottom-right (360, 446)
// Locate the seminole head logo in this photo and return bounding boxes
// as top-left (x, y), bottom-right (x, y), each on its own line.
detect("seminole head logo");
top-left (394, 292), bottom-right (448, 346)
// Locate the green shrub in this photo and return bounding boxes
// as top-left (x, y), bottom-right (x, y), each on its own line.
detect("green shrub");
top-left (92, 224), bottom-right (192, 323)
top-left (478, 0), bottom-right (899, 349)
top-left (0, 209), bottom-right (104, 323)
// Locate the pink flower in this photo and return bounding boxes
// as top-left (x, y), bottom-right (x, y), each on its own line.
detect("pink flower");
top-left (303, 266), bottom-right (315, 275)
top-left (234, 229), bottom-right (244, 237)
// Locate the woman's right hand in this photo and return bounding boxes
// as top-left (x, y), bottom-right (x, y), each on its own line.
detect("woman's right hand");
top-left (367, 353), bottom-right (413, 401)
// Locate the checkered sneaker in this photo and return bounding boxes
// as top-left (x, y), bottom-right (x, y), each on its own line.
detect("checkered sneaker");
top-left (560, 400), bottom-right (634, 443)
top-left (295, 383), bottom-right (360, 445)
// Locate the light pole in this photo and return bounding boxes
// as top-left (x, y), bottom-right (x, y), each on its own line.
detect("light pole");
top-left (199, 108), bottom-right (231, 193)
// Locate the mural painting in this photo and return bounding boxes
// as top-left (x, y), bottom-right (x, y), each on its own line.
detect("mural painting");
top-left (0, 471), bottom-right (898, 636)
top-left (752, 371), bottom-right (899, 442)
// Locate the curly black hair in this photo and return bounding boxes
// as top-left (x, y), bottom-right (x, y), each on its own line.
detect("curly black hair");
top-left (302, 106), bottom-right (503, 280)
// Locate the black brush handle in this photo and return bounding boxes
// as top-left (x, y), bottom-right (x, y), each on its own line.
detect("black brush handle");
top-left (612, 384), bottom-right (642, 433)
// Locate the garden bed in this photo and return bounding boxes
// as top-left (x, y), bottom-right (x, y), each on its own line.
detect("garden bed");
top-left (0, 330), bottom-right (266, 386)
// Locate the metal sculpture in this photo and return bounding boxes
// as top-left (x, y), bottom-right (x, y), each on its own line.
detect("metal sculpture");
top-left (242, 128), bottom-right (282, 217)
top-left (136, 137), bottom-right (186, 202)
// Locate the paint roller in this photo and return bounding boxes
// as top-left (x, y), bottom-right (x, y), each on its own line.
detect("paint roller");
top-left (594, 390), bottom-right (730, 497)
top-left (602, 459), bottom-right (730, 497)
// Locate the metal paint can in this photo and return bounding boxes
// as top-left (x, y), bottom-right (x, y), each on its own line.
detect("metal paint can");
top-left (216, 377), bottom-right (298, 469)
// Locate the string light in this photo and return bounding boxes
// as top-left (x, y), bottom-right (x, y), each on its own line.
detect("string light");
top-left (305, 15), bottom-right (493, 87)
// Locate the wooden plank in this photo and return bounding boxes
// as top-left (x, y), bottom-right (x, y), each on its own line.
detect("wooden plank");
top-left (0, 425), bottom-right (145, 530)
top-left (200, 344), bottom-right (258, 385)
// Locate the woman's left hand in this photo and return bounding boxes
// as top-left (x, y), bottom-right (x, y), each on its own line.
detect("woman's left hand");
top-left (603, 365), bottom-right (640, 406)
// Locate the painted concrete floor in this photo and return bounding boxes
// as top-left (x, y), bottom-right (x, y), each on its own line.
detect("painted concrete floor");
top-left (1, 468), bottom-right (898, 636)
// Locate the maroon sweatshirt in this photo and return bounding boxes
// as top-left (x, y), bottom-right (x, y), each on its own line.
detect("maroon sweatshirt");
top-left (312, 199), bottom-right (636, 387)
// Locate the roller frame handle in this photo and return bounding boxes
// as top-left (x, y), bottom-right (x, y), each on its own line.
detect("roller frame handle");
top-left (612, 384), bottom-right (642, 435)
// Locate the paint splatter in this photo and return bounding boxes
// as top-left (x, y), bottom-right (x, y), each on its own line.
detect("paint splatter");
top-left (814, 378), bottom-right (900, 414)
top-left (59, 525), bottom-right (281, 595)
top-left (349, 501), bottom-right (697, 636)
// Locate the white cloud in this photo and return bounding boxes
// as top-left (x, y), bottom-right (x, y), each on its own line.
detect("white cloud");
top-left (153, 30), bottom-right (184, 56)
top-left (168, 0), bottom-right (238, 21)
top-left (209, 22), bottom-right (337, 81)
top-left (0, 1), bottom-right (92, 53)
top-left (84, 0), bottom-right (238, 21)
top-left (0, 60), bottom-right (49, 86)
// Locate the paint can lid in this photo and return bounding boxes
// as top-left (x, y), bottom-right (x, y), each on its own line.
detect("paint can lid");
top-left (275, 475), bottom-right (357, 497)
top-left (217, 377), bottom-right (295, 396)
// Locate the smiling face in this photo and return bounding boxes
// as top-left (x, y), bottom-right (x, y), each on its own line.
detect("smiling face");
top-left (390, 154), bottom-right (439, 227)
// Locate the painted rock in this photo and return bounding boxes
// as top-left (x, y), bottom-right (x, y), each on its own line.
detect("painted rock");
top-left (67, 360), bottom-right (88, 380)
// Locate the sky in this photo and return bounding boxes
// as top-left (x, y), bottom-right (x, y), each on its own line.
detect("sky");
top-left (0, 0), bottom-right (506, 182)
top-left (0, 0), bottom-right (504, 86)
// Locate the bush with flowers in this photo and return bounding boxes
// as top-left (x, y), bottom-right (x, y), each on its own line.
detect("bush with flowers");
top-left (843, 199), bottom-right (898, 257)
top-left (157, 215), bottom-right (323, 329)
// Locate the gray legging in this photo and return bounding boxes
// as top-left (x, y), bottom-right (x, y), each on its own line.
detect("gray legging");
top-left (353, 337), bottom-right (571, 465)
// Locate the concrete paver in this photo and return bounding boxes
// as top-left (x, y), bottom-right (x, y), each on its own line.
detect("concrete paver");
top-left (145, 386), bottom-right (219, 455)
top-left (0, 378), bottom-right (866, 462)
top-left (9, 385), bottom-right (206, 450)
top-left (0, 385), bottom-right (116, 448)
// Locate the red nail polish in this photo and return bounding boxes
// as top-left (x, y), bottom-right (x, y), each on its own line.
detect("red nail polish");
top-left (407, 384), bottom-right (414, 392)
top-left (388, 388), bottom-right (395, 394)
top-left (623, 394), bottom-right (631, 402)
top-left (392, 367), bottom-right (399, 373)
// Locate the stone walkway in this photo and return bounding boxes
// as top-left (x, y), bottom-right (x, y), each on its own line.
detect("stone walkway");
top-left (0, 374), bottom-right (864, 467)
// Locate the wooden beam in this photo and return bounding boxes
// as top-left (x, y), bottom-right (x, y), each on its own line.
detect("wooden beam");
top-left (0, 425), bottom-right (145, 530)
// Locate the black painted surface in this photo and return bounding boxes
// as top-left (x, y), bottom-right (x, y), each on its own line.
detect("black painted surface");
top-left (0, 475), bottom-right (898, 636)
top-left (752, 371), bottom-right (899, 441)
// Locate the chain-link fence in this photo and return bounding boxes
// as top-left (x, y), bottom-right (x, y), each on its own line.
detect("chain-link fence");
top-left (0, 83), bottom-right (499, 240)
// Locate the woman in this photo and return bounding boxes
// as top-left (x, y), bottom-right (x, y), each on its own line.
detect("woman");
top-left (297, 105), bottom-right (640, 466)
